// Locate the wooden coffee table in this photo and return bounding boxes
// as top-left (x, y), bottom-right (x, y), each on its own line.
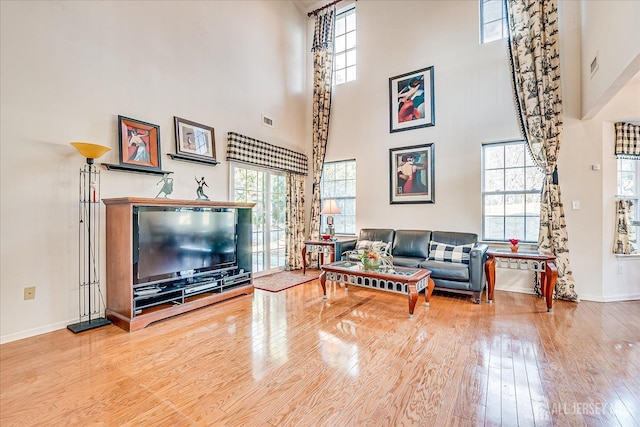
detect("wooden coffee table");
top-left (320, 261), bottom-right (434, 317)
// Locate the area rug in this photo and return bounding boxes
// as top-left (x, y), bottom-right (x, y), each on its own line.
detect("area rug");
top-left (253, 269), bottom-right (321, 293)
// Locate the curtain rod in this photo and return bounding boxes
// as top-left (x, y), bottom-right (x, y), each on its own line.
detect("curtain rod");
top-left (307, 0), bottom-right (355, 17)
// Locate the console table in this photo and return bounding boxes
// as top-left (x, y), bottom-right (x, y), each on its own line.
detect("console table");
top-left (484, 249), bottom-right (558, 312)
top-left (320, 261), bottom-right (434, 317)
top-left (302, 238), bottom-right (356, 275)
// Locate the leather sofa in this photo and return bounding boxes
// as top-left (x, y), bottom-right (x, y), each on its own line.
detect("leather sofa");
top-left (341, 228), bottom-right (489, 303)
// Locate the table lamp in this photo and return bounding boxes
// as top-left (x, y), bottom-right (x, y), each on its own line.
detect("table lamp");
top-left (67, 142), bottom-right (112, 333)
top-left (320, 199), bottom-right (341, 239)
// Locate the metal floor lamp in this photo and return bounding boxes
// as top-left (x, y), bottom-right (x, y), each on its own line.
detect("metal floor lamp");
top-left (67, 142), bottom-right (112, 333)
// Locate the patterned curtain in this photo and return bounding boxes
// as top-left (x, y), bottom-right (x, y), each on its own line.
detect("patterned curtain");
top-left (227, 132), bottom-right (308, 175)
top-left (613, 200), bottom-right (636, 254)
top-left (614, 122), bottom-right (640, 159)
top-left (309, 7), bottom-right (335, 242)
top-left (506, 0), bottom-right (577, 301)
top-left (285, 172), bottom-right (306, 270)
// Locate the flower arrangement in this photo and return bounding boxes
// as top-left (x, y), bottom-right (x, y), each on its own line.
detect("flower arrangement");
top-left (509, 238), bottom-right (520, 252)
top-left (345, 241), bottom-right (393, 270)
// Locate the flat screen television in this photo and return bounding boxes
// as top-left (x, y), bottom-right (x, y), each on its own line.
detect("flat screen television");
top-left (133, 206), bottom-right (237, 286)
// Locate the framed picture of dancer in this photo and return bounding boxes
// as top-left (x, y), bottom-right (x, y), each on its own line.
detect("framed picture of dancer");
top-left (173, 116), bottom-right (216, 162)
top-left (117, 116), bottom-right (162, 172)
top-left (389, 143), bottom-right (435, 204)
top-left (389, 66), bottom-right (435, 133)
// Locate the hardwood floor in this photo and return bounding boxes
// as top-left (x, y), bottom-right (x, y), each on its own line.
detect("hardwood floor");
top-left (1, 277), bottom-right (639, 426)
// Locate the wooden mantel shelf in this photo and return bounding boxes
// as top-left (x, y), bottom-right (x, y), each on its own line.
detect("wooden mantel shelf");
top-left (102, 197), bottom-right (255, 209)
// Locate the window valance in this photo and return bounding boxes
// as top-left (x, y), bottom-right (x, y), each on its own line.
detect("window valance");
top-left (615, 122), bottom-right (640, 159)
top-left (226, 132), bottom-right (308, 176)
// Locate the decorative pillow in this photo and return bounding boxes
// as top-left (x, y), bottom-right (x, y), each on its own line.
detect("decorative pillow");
top-left (357, 240), bottom-right (391, 253)
top-left (428, 241), bottom-right (474, 264)
top-left (356, 239), bottom-right (373, 250)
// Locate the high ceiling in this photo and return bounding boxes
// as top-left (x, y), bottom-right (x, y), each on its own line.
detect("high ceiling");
top-left (292, 0), bottom-right (337, 16)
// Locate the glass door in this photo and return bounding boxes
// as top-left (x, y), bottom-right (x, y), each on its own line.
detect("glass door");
top-left (231, 164), bottom-right (286, 275)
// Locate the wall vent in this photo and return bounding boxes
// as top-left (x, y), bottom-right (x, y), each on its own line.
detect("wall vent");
top-left (262, 114), bottom-right (273, 128)
top-left (590, 52), bottom-right (599, 77)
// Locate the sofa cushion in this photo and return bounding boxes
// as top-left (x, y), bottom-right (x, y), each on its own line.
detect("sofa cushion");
top-left (428, 241), bottom-right (474, 264)
top-left (359, 228), bottom-right (395, 245)
top-left (431, 231), bottom-right (477, 246)
top-left (392, 256), bottom-right (424, 268)
top-left (420, 260), bottom-right (470, 282)
top-left (393, 230), bottom-right (431, 259)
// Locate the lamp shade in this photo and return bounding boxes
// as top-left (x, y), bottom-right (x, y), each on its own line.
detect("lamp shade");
top-left (320, 199), bottom-right (341, 215)
top-left (70, 142), bottom-right (111, 160)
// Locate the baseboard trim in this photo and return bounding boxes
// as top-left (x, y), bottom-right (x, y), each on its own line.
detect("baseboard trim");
top-left (495, 286), bottom-right (640, 303)
top-left (1, 318), bottom-right (75, 345)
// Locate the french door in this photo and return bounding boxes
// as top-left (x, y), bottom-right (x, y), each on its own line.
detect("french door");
top-left (231, 164), bottom-right (286, 275)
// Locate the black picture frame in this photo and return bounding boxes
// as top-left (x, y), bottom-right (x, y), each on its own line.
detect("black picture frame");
top-left (173, 117), bottom-right (217, 164)
top-left (389, 143), bottom-right (435, 204)
top-left (117, 115), bottom-right (162, 172)
top-left (389, 66), bottom-right (435, 133)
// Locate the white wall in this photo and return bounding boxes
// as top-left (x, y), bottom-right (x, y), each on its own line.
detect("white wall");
top-left (323, 0), bottom-right (520, 234)
top-left (2, 0), bottom-right (638, 343)
top-left (581, 0), bottom-right (640, 118)
top-left (318, 1), bottom-right (640, 300)
top-left (0, 0), bottom-right (307, 342)
top-left (561, 0), bottom-right (640, 301)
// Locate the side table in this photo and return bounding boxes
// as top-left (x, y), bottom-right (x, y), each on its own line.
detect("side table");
top-left (484, 249), bottom-right (558, 312)
top-left (302, 238), bottom-right (356, 275)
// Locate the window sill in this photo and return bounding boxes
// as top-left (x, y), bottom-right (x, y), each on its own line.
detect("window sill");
top-left (615, 253), bottom-right (640, 260)
top-left (480, 242), bottom-right (538, 251)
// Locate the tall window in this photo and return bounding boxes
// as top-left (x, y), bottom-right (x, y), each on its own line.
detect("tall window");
top-left (617, 158), bottom-right (639, 246)
top-left (482, 141), bottom-right (544, 242)
top-left (334, 7), bottom-right (356, 85)
top-left (231, 164), bottom-right (286, 274)
top-left (321, 160), bottom-right (356, 235)
top-left (480, 0), bottom-right (508, 44)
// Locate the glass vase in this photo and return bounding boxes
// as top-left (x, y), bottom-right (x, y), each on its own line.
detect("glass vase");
top-left (362, 257), bottom-right (381, 271)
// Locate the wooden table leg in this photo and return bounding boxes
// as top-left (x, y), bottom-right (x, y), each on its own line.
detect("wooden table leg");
top-left (320, 270), bottom-right (327, 299)
top-left (485, 256), bottom-right (496, 303)
top-left (544, 261), bottom-right (558, 312)
top-left (407, 281), bottom-right (418, 318)
top-left (424, 277), bottom-right (435, 307)
top-left (302, 245), bottom-right (307, 275)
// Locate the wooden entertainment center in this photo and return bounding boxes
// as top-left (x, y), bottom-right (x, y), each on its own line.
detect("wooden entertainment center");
top-left (103, 197), bottom-right (254, 332)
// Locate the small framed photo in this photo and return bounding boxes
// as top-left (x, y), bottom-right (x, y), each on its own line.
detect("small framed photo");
top-left (118, 116), bottom-right (162, 171)
top-left (389, 143), bottom-right (435, 204)
top-left (174, 117), bottom-right (216, 162)
top-left (389, 66), bottom-right (435, 133)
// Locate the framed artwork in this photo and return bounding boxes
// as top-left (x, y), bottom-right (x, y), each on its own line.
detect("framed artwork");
top-left (117, 116), bottom-right (162, 172)
top-left (389, 66), bottom-right (435, 133)
top-left (174, 117), bottom-right (216, 162)
top-left (389, 143), bottom-right (435, 204)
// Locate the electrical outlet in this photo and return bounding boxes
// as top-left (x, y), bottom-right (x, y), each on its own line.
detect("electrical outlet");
top-left (24, 286), bottom-right (36, 300)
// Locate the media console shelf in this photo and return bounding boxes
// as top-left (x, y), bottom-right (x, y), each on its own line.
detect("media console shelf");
top-left (103, 197), bottom-right (255, 332)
